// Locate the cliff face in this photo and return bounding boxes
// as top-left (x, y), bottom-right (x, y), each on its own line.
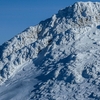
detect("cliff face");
top-left (0, 2), bottom-right (100, 100)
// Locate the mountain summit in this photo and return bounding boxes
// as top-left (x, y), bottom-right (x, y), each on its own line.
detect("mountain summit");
top-left (0, 2), bottom-right (100, 100)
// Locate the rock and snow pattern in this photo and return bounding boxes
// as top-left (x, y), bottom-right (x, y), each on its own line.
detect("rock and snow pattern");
top-left (1, 1), bottom-right (100, 100)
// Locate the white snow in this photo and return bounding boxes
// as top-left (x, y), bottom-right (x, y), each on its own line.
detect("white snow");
top-left (0, 1), bottom-right (100, 100)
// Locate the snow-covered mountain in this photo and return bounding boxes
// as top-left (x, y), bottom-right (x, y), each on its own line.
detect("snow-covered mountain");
top-left (0, 1), bottom-right (100, 100)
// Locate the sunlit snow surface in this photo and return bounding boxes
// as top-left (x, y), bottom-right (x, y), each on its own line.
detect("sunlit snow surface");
top-left (1, 1), bottom-right (100, 100)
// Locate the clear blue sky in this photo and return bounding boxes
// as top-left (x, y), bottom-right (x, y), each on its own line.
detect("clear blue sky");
top-left (0, 0), bottom-right (99, 45)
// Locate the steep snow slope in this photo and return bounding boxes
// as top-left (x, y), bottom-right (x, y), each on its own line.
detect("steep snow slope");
top-left (1, 1), bottom-right (100, 100)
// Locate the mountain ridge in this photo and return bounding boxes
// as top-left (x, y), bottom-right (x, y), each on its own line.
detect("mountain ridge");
top-left (0, 1), bottom-right (100, 100)
top-left (1, 1), bottom-right (100, 59)
top-left (0, 0), bottom-right (99, 84)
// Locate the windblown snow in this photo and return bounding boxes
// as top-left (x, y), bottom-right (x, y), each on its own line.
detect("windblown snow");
top-left (1, 1), bottom-right (100, 100)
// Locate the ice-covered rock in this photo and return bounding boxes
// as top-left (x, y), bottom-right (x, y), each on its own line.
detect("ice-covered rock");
top-left (1, 1), bottom-right (100, 100)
